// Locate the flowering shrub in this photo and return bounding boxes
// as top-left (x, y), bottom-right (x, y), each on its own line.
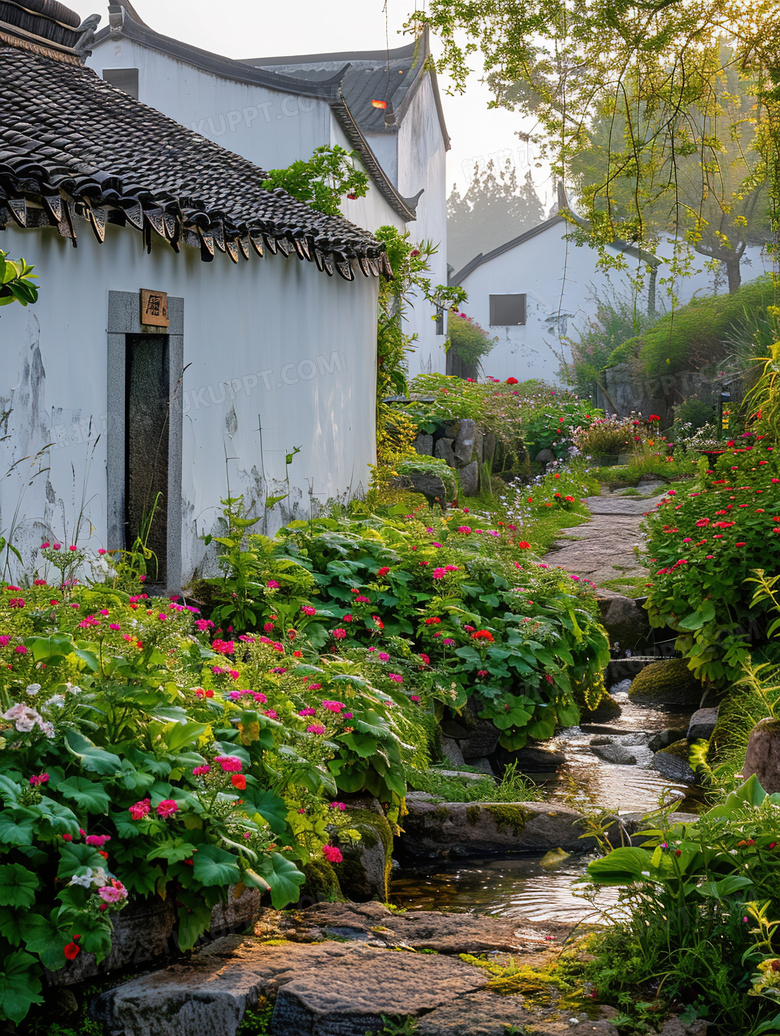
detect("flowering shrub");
top-left (0, 586), bottom-right (410, 1023)
top-left (642, 435), bottom-right (780, 684)
top-left (572, 413), bottom-right (646, 458)
top-left (206, 505), bottom-right (609, 753)
top-left (446, 310), bottom-right (496, 368)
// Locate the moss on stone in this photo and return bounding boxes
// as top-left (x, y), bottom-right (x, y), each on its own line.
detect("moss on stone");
top-left (628, 658), bottom-right (703, 707)
top-left (466, 805), bottom-right (481, 826)
top-left (300, 859), bottom-right (342, 905)
top-left (484, 804), bottom-right (533, 836)
top-left (338, 808), bottom-right (394, 902)
top-left (655, 739), bottom-right (692, 762)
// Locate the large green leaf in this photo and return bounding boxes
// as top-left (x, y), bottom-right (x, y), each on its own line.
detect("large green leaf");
top-left (0, 906), bottom-right (23, 945)
top-left (63, 729), bottom-right (121, 775)
top-left (192, 845), bottom-right (241, 887)
top-left (57, 776), bottom-right (111, 814)
top-left (57, 841), bottom-right (107, 879)
top-left (23, 633), bottom-right (74, 663)
top-left (0, 951), bottom-right (43, 1024)
top-left (22, 911), bottom-right (72, 970)
top-left (35, 797), bottom-right (80, 836)
top-left (161, 721), bottom-right (209, 755)
top-left (256, 852), bottom-right (305, 909)
top-left (240, 789), bottom-right (289, 833)
top-left (586, 847), bottom-right (656, 885)
top-left (0, 813), bottom-right (36, 848)
top-left (0, 864), bottom-right (39, 908)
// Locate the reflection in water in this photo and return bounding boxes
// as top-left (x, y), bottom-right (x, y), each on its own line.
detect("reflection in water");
top-left (391, 855), bottom-right (625, 925)
top-left (392, 685), bottom-right (696, 923)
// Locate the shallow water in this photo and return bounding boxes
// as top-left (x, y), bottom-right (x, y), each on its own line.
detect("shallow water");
top-left (391, 681), bottom-right (696, 923)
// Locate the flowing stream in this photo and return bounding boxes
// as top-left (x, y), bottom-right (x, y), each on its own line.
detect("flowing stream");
top-left (391, 681), bottom-right (698, 923)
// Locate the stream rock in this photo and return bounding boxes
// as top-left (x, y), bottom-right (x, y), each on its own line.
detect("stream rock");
top-left (743, 717), bottom-right (780, 793)
top-left (590, 734), bottom-right (654, 767)
top-left (652, 740), bottom-right (698, 785)
top-left (597, 591), bottom-right (652, 653)
top-left (400, 799), bottom-right (603, 857)
top-left (628, 659), bottom-right (704, 708)
top-left (687, 707), bottom-right (719, 742)
top-left (417, 992), bottom-right (620, 1036)
top-left (498, 744), bottom-right (566, 772)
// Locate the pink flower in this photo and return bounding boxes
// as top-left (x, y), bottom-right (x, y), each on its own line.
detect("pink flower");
top-left (299, 708), bottom-right (317, 716)
top-left (68, 545), bottom-right (77, 552)
top-left (330, 801), bottom-right (347, 810)
top-left (98, 884), bottom-right (127, 903)
top-left (377, 651), bottom-right (390, 662)
top-left (322, 701), bottom-right (345, 712)
top-left (323, 845), bottom-right (343, 863)
top-left (85, 834), bottom-right (111, 847)
top-left (419, 653), bottom-right (430, 665)
top-left (41, 541), bottom-right (50, 549)
top-left (332, 628), bottom-right (347, 640)
top-left (410, 695), bottom-right (421, 703)
top-left (263, 622), bottom-right (275, 633)
top-left (301, 605), bottom-right (316, 616)
top-left (432, 568), bottom-right (446, 579)
top-left (214, 755), bottom-right (243, 772)
top-left (388, 673), bottom-right (403, 683)
top-left (128, 798), bottom-right (151, 820)
top-left (156, 799), bottom-right (178, 818)
top-left (192, 765), bottom-right (211, 776)
top-left (14, 645), bottom-right (27, 654)
top-left (28, 773), bottom-right (49, 786)
top-left (307, 724), bottom-right (326, 735)
top-left (266, 580), bottom-right (280, 589)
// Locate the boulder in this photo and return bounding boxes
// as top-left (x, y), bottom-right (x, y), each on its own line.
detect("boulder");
top-left (434, 437), bottom-right (457, 467)
top-left (336, 808), bottom-right (393, 903)
top-left (628, 659), bottom-right (704, 708)
top-left (418, 993), bottom-right (620, 1036)
top-left (465, 756), bottom-right (495, 775)
top-left (535, 448), bottom-right (557, 467)
top-left (458, 459), bottom-right (480, 497)
top-left (743, 718), bottom-right (780, 793)
top-left (458, 715), bottom-right (500, 760)
top-left (299, 859), bottom-right (342, 908)
top-left (452, 418), bottom-right (477, 463)
top-left (93, 939), bottom-right (489, 1036)
top-left (597, 593), bottom-right (652, 652)
top-left (414, 433), bottom-right (434, 456)
top-left (441, 736), bottom-right (465, 768)
top-left (580, 692), bottom-right (623, 722)
top-left (647, 727), bottom-right (688, 752)
top-left (687, 707), bottom-right (719, 742)
top-left (590, 735), bottom-right (654, 767)
top-left (399, 799), bottom-right (599, 857)
top-left (652, 740), bottom-right (697, 785)
top-left (391, 472), bottom-right (449, 509)
top-left (497, 744), bottom-right (566, 772)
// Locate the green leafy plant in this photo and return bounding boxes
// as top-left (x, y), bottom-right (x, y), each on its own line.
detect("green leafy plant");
top-left (446, 310), bottom-right (496, 370)
top-left (262, 145), bottom-right (369, 216)
top-left (0, 250), bottom-right (38, 308)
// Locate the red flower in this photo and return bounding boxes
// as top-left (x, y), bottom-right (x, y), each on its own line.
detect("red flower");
top-left (231, 774), bottom-right (247, 790)
top-left (64, 942), bottom-right (80, 960)
top-left (505, 377), bottom-right (519, 385)
top-left (377, 567), bottom-right (390, 577)
top-left (424, 617), bottom-right (441, 626)
top-left (517, 541), bottom-right (531, 549)
top-left (471, 630), bottom-right (494, 642)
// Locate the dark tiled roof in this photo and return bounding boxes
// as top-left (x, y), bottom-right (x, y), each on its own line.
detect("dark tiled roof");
top-left (0, 44), bottom-right (390, 278)
top-left (251, 31), bottom-right (451, 149)
top-left (92, 5), bottom-right (422, 221)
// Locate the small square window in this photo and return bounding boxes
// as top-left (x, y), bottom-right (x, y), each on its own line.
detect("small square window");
top-left (103, 68), bottom-right (139, 99)
top-left (490, 293), bottom-right (526, 326)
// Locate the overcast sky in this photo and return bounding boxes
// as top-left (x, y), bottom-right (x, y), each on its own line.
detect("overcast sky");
top-left (65, 0), bottom-right (551, 205)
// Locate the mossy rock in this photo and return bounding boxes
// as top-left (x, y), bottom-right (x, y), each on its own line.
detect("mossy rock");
top-left (299, 859), bottom-right (342, 907)
top-left (579, 691), bottom-right (622, 722)
top-left (628, 659), bottom-right (703, 708)
top-left (652, 739), bottom-right (697, 785)
top-left (337, 807), bottom-right (394, 902)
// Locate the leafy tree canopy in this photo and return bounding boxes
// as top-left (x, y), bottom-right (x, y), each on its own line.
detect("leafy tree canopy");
top-left (409, 1), bottom-right (780, 290)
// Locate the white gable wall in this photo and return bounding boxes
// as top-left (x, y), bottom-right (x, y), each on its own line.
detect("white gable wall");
top-left (457, 222), bottom-right (647, 384)
top-left (0, 222), bottom-right (377, 585)
top-left (88, 39), bottom-right (331, 174)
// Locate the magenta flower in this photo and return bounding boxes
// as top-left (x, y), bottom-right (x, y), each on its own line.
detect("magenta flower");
top-left (321, 700), bottom-right (345, 712)
top-left (156, 799), bottom-right (178, 818)
top-left (85, 834), bottom-right (111, 847)
top-left (332, 628), bottom-right (347, 640)
top-left (298, 707), bottom-right (317, 717)
top-left (266, 580), bottom-right (280, 589)
top-left (214, 755), bottom-right (243, 773)
top-left (377, 651), bottom-right (390, 662)
top-left (323, 844), bottom-right (343, 863)
top-left (28, 773), bottom-right (50, 786)
top-left (128, 798), bottom-right (151, 820)
top-left (307, 724), bottom-right (326, 735)
top-left (98, 884), bottom-right (126, 903)
top-left (388, 673), bottom-right (403, 683)
top-left (192, 765), bottom-right (211, 776)
top-left (301, 605), bottom-right (316, 616)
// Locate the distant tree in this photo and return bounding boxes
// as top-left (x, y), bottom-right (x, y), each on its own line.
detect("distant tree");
top-left (447, 159), bottom-right (545, 272)
top-left (571, 53), bottom-right (770, 293)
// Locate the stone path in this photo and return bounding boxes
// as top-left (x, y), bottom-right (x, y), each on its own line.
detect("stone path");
top-left (94, 903), bottom-right (620, 1036)
top-left (543, 484), bottom-right (664, 588)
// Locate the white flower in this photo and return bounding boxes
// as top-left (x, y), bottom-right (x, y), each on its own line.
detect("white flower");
top-left (65, 682), bottom-right (82, 695)
top-left (25, 683), bottom-right (41, 696)
top-left (40, 722), bottom-right (55, 738)
top-left (45, 695), bottom-right (65, 709)
top-left (69, 872), bottom-right (93, 888)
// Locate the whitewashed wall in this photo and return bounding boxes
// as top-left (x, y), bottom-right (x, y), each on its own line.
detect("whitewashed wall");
top-left (89, 38), bottom-right (331, 172)
top-left (457, 222), bottom-right (773, 385)
top-left (393, 73), bottom-right (449, 379)
top-left (0, 221), bottom-right (378, 584)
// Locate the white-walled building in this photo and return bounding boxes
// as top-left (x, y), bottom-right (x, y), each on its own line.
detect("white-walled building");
top-left (451, 196), bottom-right (773, 385)
top-left (0, 1), bottom-right (384, 589)
top-left (89, 2), bottom-right (451, 377)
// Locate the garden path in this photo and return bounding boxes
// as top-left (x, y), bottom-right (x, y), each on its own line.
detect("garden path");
top-left (542, 483), bottom-right (664, 590)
